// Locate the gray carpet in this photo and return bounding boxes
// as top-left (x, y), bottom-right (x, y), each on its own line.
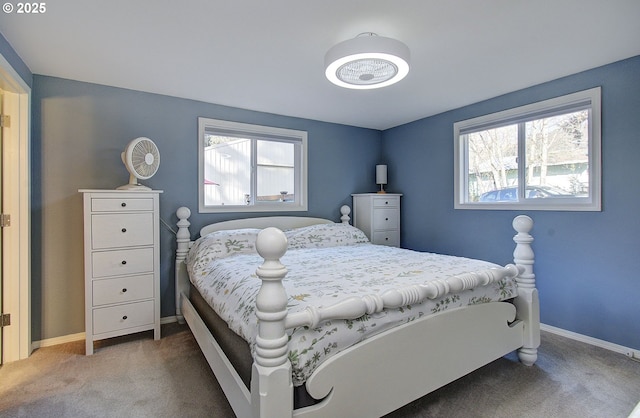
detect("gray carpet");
top-left (1, 323), bottom-right (639, 417)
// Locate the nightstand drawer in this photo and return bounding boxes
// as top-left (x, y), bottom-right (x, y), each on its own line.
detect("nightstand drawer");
top-left (373, 208), bottom-right (399, 229)
top-left (92, 274), bottom-right (154, 306)
top-left (372, 231), bottom-right (400, 247)
top-left (92, 198), bottom-right (154, 212)
top-left (92, 248), bottom-right (154, 278)
top-left (373, 196), bottom-right (399, 208)
top-left (91, 213), bottom-right (153, 249)
top-left (93, 300), bottom-right (155, 335)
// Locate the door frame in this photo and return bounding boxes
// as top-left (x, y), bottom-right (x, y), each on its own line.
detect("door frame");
top-left (0, 52), bottom-right (31, 362)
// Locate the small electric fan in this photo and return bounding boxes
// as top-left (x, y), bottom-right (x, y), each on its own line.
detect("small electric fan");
top-left (117, 137), bottom-right (160, 190)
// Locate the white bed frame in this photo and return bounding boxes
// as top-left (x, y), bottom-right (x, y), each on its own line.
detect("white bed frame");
top-left (175, 205), bottom-right (539, 418)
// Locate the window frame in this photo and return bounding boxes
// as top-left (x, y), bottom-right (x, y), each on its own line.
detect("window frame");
top-left (198, 117), bottom-right (308, 213)
top-left (453, 87), bottom-right (602, 211)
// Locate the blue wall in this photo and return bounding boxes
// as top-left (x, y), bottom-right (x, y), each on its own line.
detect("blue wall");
top-left (384, 56), bottom-right (640, 350)
top-left (0, 31), bottom-right (32, 87)
top-left (31, 76), bottom-right (382, 340)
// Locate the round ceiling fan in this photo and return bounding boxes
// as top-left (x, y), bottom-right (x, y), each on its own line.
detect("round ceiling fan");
top-left (117, 137), bottom-right (160, 190)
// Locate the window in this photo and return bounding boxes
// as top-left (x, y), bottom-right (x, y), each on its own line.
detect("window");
top-left (198, 117), bottom-right (308, 213)
top-left (454, 87), bottom-right (601, 211)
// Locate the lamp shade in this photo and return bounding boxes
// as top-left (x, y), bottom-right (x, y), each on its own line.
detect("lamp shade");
top-left (376, 165), bottom-right (388, 185)
top-left (325, 33), bottom-right (410, 90)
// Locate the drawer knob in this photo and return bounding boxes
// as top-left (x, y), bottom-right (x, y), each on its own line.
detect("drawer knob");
top-left (385, 201), bottom-right (389, 204)
top-left (121, 228), bottom-right (127, 233)
top-left (121, 260), bottom-right (127, 265)
top-left (122, 315), bottom-right (128, 320)
top-left (121, 202), bottom-right (127, 207)
top-left (385, 237), bottom-right (389, 241)
top-left (122, 288), bottom-right (127, 293)
top-left (385, 217), bottom-right (389, 221)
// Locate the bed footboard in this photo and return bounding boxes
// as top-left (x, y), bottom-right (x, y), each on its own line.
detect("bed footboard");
top-left (296, 302), bottom-right (523, 417)
top-left (250, 215), bottom-right (538, 417)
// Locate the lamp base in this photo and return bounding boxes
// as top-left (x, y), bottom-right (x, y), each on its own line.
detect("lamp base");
top-left (377, 190), bottom-right (387, 194)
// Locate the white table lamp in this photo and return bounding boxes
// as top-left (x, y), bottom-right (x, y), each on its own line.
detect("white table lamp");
top-left (376, 164), bottom-right (387, 194)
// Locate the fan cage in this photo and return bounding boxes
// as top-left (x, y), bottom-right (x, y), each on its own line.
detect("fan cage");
top-left (127, 138), bottom-right (160, 180)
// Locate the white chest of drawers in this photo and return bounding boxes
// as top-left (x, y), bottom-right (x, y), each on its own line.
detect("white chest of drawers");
top-left (352, 193), bottom-right (402, 247)
top-left (80, 189), bottom-right (162, 355)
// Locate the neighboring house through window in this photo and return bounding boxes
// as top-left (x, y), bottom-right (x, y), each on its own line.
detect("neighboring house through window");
top-left (454, 87), bottom-right (601, 211)
top-left (198, 117), bottom-right (308, 213)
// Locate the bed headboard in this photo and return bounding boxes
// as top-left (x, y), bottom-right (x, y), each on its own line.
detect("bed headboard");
top-left (200, 216), bottom-right (331, 236)
top-left (199, 205), bottom-right (351, 236)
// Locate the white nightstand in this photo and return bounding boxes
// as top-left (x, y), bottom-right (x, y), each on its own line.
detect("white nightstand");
top-left (351, 193), bottom-right (402, 247)
top-left (80, 189), bottom-right (162, 355)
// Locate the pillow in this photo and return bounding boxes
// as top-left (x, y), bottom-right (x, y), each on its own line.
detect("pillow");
top-left (186, 228), bottom-right (260, 267)
top-left (285, 223), bottom-right (369, 250)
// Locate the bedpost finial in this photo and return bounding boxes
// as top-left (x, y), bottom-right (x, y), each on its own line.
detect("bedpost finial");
top-left (340, 205), bottom-right (351, 224)
top-left (176, 206), bottom-right (191, 221)
top-left (513, 215), bottom-right (533, 233)
top-left (256, 227), bottom-right (288, 262)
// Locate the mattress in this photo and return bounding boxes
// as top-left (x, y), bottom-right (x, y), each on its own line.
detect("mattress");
top-left (186, 223), bottom-right (517, 387)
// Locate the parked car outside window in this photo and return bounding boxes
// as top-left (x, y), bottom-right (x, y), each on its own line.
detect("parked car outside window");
top-left (479, 185), bottom-right (571, 202)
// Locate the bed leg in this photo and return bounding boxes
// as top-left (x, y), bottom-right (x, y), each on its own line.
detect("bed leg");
top-left (515, 287), bottom-right (540, 366)
top-left (513, 215), bottom-right (540, 366)
top-left (251, 227), bottom-right (294, 418)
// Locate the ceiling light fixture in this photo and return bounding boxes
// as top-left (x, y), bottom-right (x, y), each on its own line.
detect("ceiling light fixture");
top-left (325, 33), bottom-right (410, 90)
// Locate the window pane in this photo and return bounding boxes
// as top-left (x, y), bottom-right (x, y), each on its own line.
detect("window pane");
top-left (466, 124), bottom-right (518, 202)
top-left (199, 117), bottom-right (308, 213)
top-left (454, 87), bottom-right (600, 211)
top-left (203, 135), bottom-right (251, 206)
top-left (256, 140), bottom-right (295, 202)
top-left (525, 110), bottom-right (589, 198)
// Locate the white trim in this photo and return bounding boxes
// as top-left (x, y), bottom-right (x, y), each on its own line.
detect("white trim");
top-left (32, 332), bottom-right (85, 349)
top-left (161, 315), bottom-right (178, 325)
top-left (30, 321), bottom-right (638, 364)
top-left (454, 87), bottom-right (601, 211)
top-left (31, 316), bottom-right (179, 350)
top-left (541, 323), bottom-right (640, 361)
top-left (0, 52), bottom-right (31, 363)
top-left (629, 401), bottom-right (640, 418)
top-left (198, 117), bottom-right (308, 213)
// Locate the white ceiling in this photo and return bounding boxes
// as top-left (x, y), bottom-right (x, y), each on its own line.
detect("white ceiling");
top-left (1, 0), bottom-right (639, 130)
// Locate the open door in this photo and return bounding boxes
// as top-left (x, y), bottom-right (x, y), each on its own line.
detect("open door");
top-left (0, 88), bottom-right (4, 364)
top-left (0, 54), bottom-right (31, 363)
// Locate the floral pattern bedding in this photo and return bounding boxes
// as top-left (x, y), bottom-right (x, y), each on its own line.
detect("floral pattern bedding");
top-left (186, 223), bottom-right (517, 386)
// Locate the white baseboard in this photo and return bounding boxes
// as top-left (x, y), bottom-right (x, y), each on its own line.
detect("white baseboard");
top-left (32, 332), bottom-right (86, 349)
top-left (541, 323), bottom-right (640, 361)
top-left (30, 320), bottom-right (638, 362)
top-left (32, 316), bottom-right (180, 350)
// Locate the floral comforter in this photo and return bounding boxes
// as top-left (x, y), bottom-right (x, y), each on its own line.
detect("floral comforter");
top-left (186, 223), bottom-right (517, 386)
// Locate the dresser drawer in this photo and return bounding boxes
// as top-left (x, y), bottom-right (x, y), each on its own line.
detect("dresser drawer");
top-left (93, 300), bottom-right (155, 335)
top-left (372, 231), bottom-right (400, 247)
top-left (92, 248), bottom-right (154, 278)
top-left (373, 208), bottom-right (400, 230)
top-left (91, 213), bottom-right (153, 249)
top-left (91, 197), bottom-right (154, 212)
top-left (92, 274), bottom-right (154, 306)
top-left (373, 196), bottom-right (400, 208)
